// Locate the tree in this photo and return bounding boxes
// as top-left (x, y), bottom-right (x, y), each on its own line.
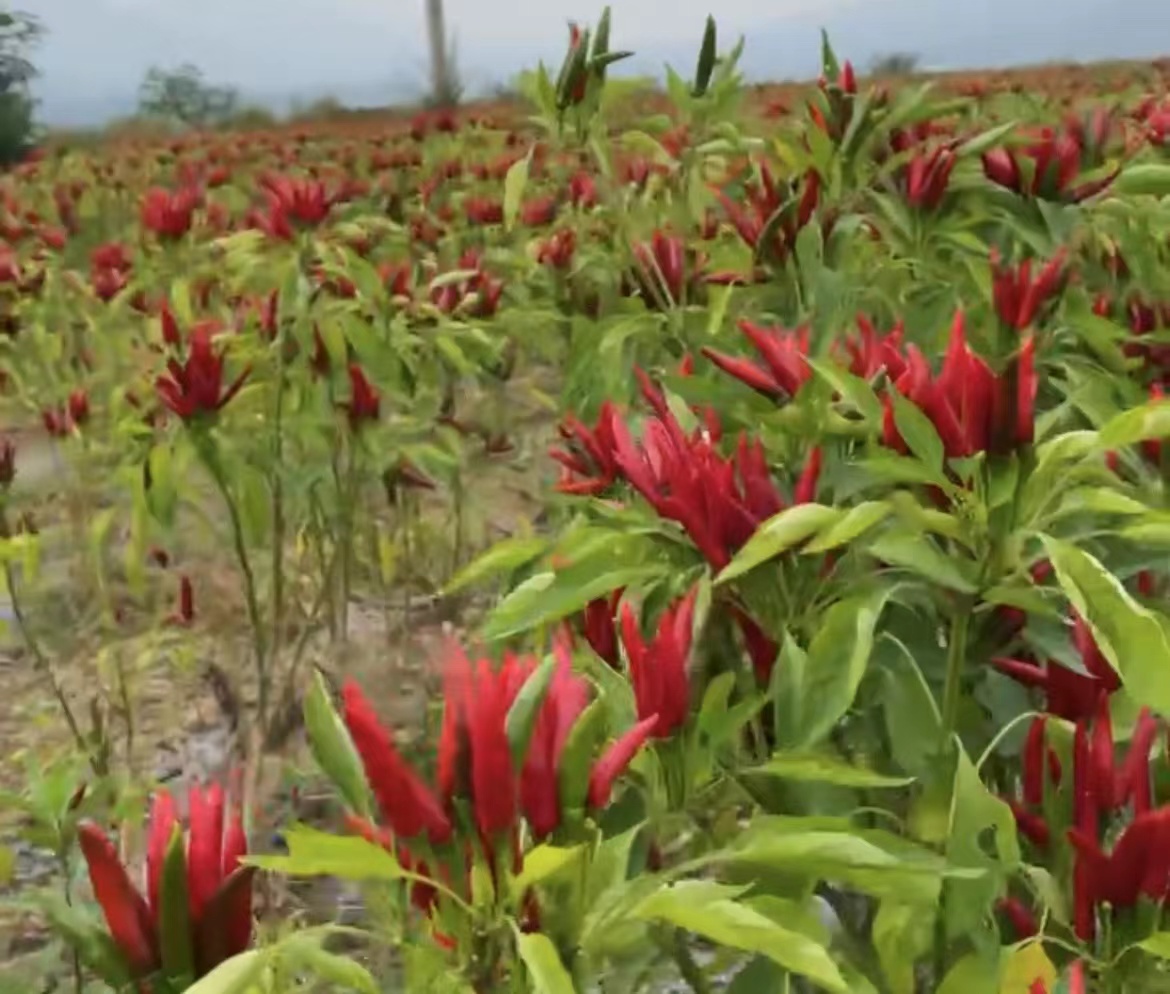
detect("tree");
top-left (138, 64), bottom-right (239, 129)
top-left (0, 9), bottom-right (42, 166)
top-left (424, 0), bottom-right (461, 107)
top-left (869, 51), bottom-right (921, 77)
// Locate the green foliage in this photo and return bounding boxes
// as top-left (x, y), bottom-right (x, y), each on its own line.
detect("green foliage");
top-left (0, 8), bottom-right (40, 166)
top-left (0, 86), bottom-right (35, 166)
top-left (9, 15), bottom-right (1170, 994)
top-left (137, 63), bottom-right (240, 129)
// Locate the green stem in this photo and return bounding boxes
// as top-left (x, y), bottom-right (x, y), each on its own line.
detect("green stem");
top-left (325, 382), bottom-right (341, 643)
top-left (451, 464), bottom-right (465, 577)
top-left (337, 437), bottom-right (361, 641)
top-left (940, 607), bottom-right (972, 748)
top-left (114, 652), bottom-right (135, 775)
top-left (1102, 915), bottom-right (1116, 993)
top-left (59, 851), bottom-right (83, 994)
top-left (934, 605), bottom-right (973, 985)
top-left (398, 489), bottom-right (413, 647)
top-left (0, 514), bottom-right (97, 771)
top-left (269, 340), bottom-right (288, 699)
top-left (67, 438), bottom-right (88, 602)
top-left (668, 928), bottom-right (712, 994)
top-left (204, 443), bottom-right (269, 733)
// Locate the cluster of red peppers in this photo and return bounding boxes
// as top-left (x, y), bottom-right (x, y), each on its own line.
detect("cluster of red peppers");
top-left (338, 636), bottom-right (660, 946)
top-left (77, 784), bottom-right (253, 988)
top-left (879, 310), bottom-right (1038, 460)
top-left (154, 309), bottom-right (251, 423)
top-left (981, 109), bottom-right (1119, 203)
top-left (1001, 697), bottom-right (1167, 946)
top-left (992, 589), bottom-right (1170, 962)
top-left (700, 295), bottom-right (1046, 468)
top-left (551, 369), bottom-right (820, 683)
top-left (552, 370), bottom-right (821, 573)
top-left (714, 160), bottom-right (822, 267)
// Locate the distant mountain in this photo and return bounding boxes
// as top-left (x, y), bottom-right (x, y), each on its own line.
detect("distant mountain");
top-left (27, 0), bottom-right (1170, 127)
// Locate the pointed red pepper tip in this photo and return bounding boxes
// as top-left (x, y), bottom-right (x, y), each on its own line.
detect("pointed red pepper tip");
top-left (586, 715), bottom-right (659, 809)
top-left (187, 782), bottom-right (226, 923)
top-left (78, 822), bottom-right (159, 977)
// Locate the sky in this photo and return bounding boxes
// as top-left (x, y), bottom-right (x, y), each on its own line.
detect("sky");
top-left (24, 0), bottom-right (1170, 126)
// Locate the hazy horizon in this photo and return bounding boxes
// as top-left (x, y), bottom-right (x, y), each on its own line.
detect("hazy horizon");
top-left (24, 0), bottom-right (1170, 126)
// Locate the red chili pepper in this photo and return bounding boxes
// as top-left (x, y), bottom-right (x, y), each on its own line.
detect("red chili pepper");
top-left (343, 681), bottom-right (454, 846)
top-left (620, 588), bottom-right (697, 740)
top-left (78, 784), bottom-right (253, 981)
top-left (155, 320), bottom-right (250, 422)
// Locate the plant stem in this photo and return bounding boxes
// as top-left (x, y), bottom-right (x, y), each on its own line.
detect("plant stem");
top-left (1, 540), bottom-right (96, 772)
top-left (397, 489), bottom-right (413, 648)
top-left (337, 438), bottom-right (361, 642)
top-left (204, 446), bottom-right (269, 734)
top-left (940, 607), bottom-right (971, 748)
top-left (451, 464), bottom-right (465, 577)
top-left (669, 928), bottom-right (712, 994)
top-left (933, 605), bottom-right (973, 985)
top-left (66, 439), bottom-right (88, 602)
top-left (269, 344), bottom-right (288, 705)
top-left (114, 651), bottom-right (135, 775)
top-left (58, 851), bottom-right (84, 994)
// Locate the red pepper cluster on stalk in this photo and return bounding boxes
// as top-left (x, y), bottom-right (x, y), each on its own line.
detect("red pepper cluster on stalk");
top-left (428, 249), bottom-right (505, 318)
top-left (77, 784), bottom-right (253, 984)
top-left (880, 310), bottom-right (1037, 460)
top-left (340, 639), bottom-right (656, 945)
top-left (536, 228), bottom-right (576, 271)
top-left (702, 319), bottom-right (812, 402)
top-left (551, 401), bottom-right (622, 497)
top-left (990, 249), bottom-right (1068, 331)
top-left (41, 389), bottom-right (90, 438)
top-left (981, 111), bottom-right (1120, 203)
top-left (140, 186), bottom-right (202, 241)
top-left (552, 372), bottom-right (818, 684)
top-left (703, 307), bottom-right (1039, 466)
top-left (85, 242), bottom-right (132, 304)
top-left (554, 370), bottom-right (821, 573)
top-left (155, 309), bottom-right (251, 422)
top-left (841, 315), bottom-right (908, 380)
top-left (343, 363), bottom-right (381, 429)
top-left (580, 588), bottom-right (623, 665)
top-left (714, 161), bottom-right (821, 265)
top-left (885, 125), bottom-right (962, 212)
top-left (1004, 698), bottom-right (1167, 945)
top-left (993, 612), bottom-right (1121, 722)
top-left (1145, 102), bottom-right (1170, 148)
top-left (619, 588), bottom-right (697, 741)
top-left (899, 143), bottom-right (958, 211)
top-left (246, 174), bottom-right (341, 240)
top-left (627, 231), bottom-right (708, 309)
top-left (1094, 292), bottom-right (1170, 385)
top-left (809, 60), bottom-right (857, 142)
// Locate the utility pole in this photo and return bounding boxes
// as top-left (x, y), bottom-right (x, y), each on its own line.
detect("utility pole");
top-left (425, 0), bottom-right (453, 106)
